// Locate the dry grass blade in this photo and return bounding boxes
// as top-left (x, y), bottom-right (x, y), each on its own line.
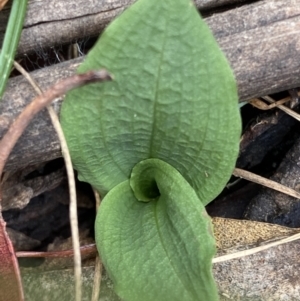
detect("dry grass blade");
top-left (233, 168), bottom-right (300, 199)
top-left (249, 97), bottom-right (290, 110)
top-left (0, 67), bottom-right (111, 300)
top-left (0, 0), bottom-right (8, 10)
top-left (91, 189), bottom-right (102, 301)
top-left (16, 244), bottom-right (97, 258)
top-left (13, 60), bottom-right (85, 301)
top-left (249, 90), bottom-right (300, 121)
top-left (14, 62), bottom-right (86, 301)
top-left (262, 94), bottom-right (300, 122)
top-left (213, 232), bottom-right (300, 263)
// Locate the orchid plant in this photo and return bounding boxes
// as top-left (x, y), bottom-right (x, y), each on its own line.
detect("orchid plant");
top-left (60, 0), bottom-right (241, 300)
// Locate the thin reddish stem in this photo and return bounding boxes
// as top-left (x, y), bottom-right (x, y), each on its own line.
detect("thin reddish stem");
top-left (16, 244), bottom-right (97, 258)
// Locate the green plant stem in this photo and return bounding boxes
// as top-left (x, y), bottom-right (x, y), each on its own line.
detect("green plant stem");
top-left (0, 0), bottom-right (28, 99)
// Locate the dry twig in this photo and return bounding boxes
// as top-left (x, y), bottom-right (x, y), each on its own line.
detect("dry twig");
top-left (91, 189), bottom-right (102, 301)
top-left (16, 244), bottom-right (97, 258)
top-left (213, 231), bottom-right (300, 263)
top-left (263, 94), bottom-right (300, 122)
top-left (0, 68), bottom-right (112, 301)
top-left (13, 60), bottom-right (85, 301)
top-left (233, 168), bottom-right (300, 200)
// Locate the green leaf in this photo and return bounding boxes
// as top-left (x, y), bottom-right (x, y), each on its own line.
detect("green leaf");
top-left (60, 0), bottom-right (241, 206)
top-left (96, 159), bottom-right (218, 301)
top-left (0, 0), bottom-right (28, 99)
top-left (60, 0), bottom-right (241, 300)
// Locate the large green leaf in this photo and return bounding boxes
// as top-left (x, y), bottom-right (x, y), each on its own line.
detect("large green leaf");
top-left (96, 159), bottom-right (218, 301)
top-left (60, 0), bottom-right (241, 300)
top-left (60, 0), bottom-right (241, 206)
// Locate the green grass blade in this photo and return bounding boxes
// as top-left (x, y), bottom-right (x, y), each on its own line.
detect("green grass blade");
top-left (0, 0), bottom-right (28, 99)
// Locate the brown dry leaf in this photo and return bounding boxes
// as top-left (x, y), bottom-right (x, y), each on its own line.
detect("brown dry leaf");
top-left (212, 218), bottom-right (300, 300)
top-left (212, 217), bottom-right (300, 253)
top-left (0, 0), bottom-right (8, 10)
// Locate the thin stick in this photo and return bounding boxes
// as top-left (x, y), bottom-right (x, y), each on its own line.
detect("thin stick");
top-left (0, 69), bottom-right (111, 173)
top-left (250, 97), bottom-right (290, 110)
top-left (262, 95), bottom-right (300, 122)
top-left (233, 168), bottom-right (300, 199)
top-left (213, 232), bottom-right (300, 263)
top-left (16, 244), bottom-right (97, 258)
top-left (91, 189), bottom-right (102, 301)
top-left (13, 61), bottom-right (43, 94)
top-left (14, 60), bottom-right (83, 301)
top-left (0, 68), bottom-right (112, 301)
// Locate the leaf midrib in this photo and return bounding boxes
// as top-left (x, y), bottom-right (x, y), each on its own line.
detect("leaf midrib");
top-left (148, 15), bottom-right (169, 158)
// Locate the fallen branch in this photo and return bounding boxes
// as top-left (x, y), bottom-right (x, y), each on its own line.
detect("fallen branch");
top-left (1, 0), bottom-right (300, 170)
top-left (0, 70), bottom-right (111, 173)
top-left (233, 168), bottom-right (300, 200)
